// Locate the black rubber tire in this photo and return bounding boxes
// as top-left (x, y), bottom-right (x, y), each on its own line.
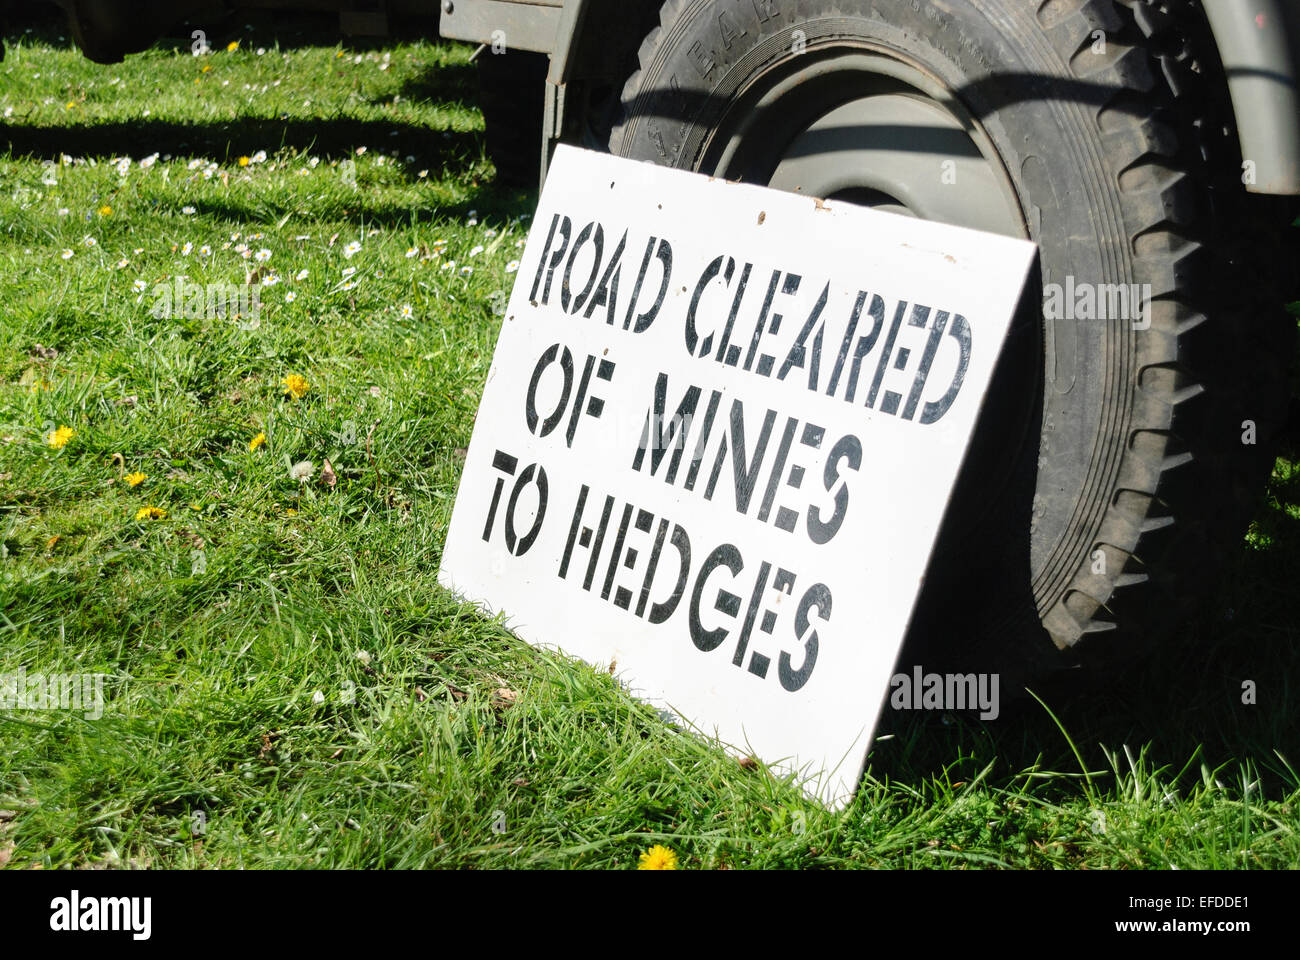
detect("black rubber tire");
top-left (477, 49), bottom-right (548, 189)
top-left (608, 0), bottom-right (1294, 686)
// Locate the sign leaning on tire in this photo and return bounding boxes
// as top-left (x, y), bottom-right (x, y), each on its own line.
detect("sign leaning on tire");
top-left (447, 0), bottom-right (1299, 688)
top-left (440, 145), bottom-right (1039, 804)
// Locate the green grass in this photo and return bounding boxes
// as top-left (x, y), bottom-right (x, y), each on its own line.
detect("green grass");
top-left (1, 15), bottom-right (1297, 870)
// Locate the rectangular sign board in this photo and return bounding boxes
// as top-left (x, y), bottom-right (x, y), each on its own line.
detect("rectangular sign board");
top-left (439, 145), bottom-right (1037, 806)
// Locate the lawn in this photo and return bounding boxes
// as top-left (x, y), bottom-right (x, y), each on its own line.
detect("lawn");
top-left (1, 12), bottom-right (1297, 869)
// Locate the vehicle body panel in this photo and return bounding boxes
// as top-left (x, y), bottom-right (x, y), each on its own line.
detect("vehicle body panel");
top-left (443, 0), bottom-right (1300, 195)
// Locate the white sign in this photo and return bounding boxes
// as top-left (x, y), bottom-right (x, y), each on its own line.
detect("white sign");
top-left (439, 145), bottom-right (1036, 807)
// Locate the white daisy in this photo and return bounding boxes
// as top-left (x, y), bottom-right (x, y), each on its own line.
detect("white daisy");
top-left (344, 241), bottom-right (361, 258)
top-left (199, 245), bottom-right (212, 257)
top-left (405, 247), bottom-right (418, 258)
top-left (262, 274), bottom-right (279, 286)
top-left (255, 248), bottom-right (271, 262)
top-left (506, 261), bottom-right (519, 274)
top-left (469, 245), bottom-right (485, 257)
top-left (460, 266), bottom-right (473, 276)
top-left (341, 266), bottom-right (357, 279)
top-left (132, 279), bottom-right (147, 292)
top-left (181, 242), bottom-right (193, 256)
top-left (295, 268), bottom-right (309, 280)
top-left (285, 291), bottom-right (297, 303)
top-left (400, 304), bottom-right (413, 318)
top-left (83, 236), bottom-right (97, 247)
top-left (182, 205), bottom-right (196, 215)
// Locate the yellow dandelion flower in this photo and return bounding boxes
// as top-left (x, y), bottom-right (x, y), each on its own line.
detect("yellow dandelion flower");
top-left (238, 156), bottom-right (251, 167)
top-left (135, 506), bottom-right (166, 521)
top-left (124, 471), bottom-right (147, 487)
top-left (281, 373), bottom-right (310, 400)
top-left (46, 535), bottom-right (61, 550)
top-left (226, 40), bottom-right (239, 52)
top-left (65, 101), bottom-right (76, 110)
top-left (249, 431), bottom-right (267, 451)
top-left (48, 425), bottom-right (75, 449)
top-left (201, 64), bottom-right (212, 73)
top-left (637, 845), bottom-right (678, 870)
top-left (98, 205), bottom-right (113, 217)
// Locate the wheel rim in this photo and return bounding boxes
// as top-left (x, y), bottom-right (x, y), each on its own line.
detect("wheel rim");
top-left (701, 48), bottom-right (1028, 240)
top-left (691, 41), bottom-right (1047, 618)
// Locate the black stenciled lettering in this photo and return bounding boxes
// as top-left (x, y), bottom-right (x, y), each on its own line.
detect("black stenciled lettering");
top-left (690, 543), bottom-right (743, 652)
top-left (714, 262), bottom-right (752, 366)
top-left (704, 399), bottom-right (777, 515)
top-left (504, 463), bottom-right (548, 556)
top-left (633, 372), bottom-right (702, 482)
top-left (879, 304), bottom-right (931, 416)
top-left (902, 310), bottom-right (948, 421)
top-left (558, 484), bottom-right (590, 578)
top-left (525, 343), bottom-right (573, 437)
top-left (840, 293), bottom-right (886, 403)
top-left (601, 503), bottom-right (635, 601)
top-left (625, 239), bottom-right (673, 332)
top-left (782, 583), bottom-right (830, 692)
top-left (731, 560), bottom-right (771, 668)
top-left (561, 221), bottom-right (604, 314)
top-left (686, 254), bottom-right (733, 358)
top-left (866, 298), bottom-right (909, 409)
top-left (684, 389), bottom-right (722, 491)
top-left (807, 434), bottom-right (861, 544)
top-left (647, 523), bottom-right (691, 624)
top-left (777, 281), bottom-right (830, 389)
top-left (919, 313), bottom-right (972, 424)
top-left (583, 229), bottom-right (629, 325)
top-left (743, 269), bottom-right (782, 373)
top-left (756, 417), bottom-right (798, 524)
top-left (481, 450), bottom-right (518, 543)
top-left (528, 213), bottom-right (571, 306)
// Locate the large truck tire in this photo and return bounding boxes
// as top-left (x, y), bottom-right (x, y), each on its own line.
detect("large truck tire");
top-left (608, 0), bottom-right (1294, 687)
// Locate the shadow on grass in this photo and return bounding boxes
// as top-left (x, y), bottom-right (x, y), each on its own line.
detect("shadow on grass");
top-left (2, 116), bottom-right (482, 171)
top-left (868, 433), bottom-right (1300, 801)
top-left (3, 4), bottom-right (449, 57)
top-left (179, 183), bottom-right (537, 232)
top-left (2, 9), bottom-right (481, 174)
